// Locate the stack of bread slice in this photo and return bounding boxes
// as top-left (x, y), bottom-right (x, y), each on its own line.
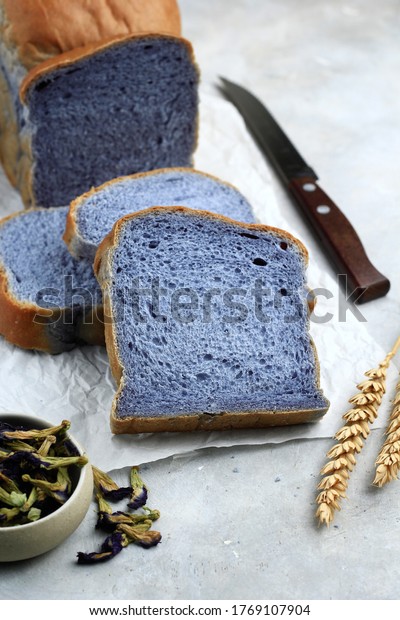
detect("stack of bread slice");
top-left (0, 167), bottom-right (329, 431)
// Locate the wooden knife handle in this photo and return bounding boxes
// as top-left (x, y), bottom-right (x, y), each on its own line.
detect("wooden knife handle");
top-left (288, 177), bottom-right (390, 303)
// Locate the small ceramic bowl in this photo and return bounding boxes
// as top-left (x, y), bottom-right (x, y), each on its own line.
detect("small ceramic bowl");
top-left (0, 413), bottom-right (93, 562)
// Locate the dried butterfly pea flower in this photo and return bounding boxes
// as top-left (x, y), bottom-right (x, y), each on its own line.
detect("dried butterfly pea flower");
top-left (2, 439), bottom-right (36, 453)
top-left (0, 506), bottom-right (20, 523)
top-left (116, 521), bottom-right (162, 549)
top-left (22, 471), bottom-right (70, 505)
top-left (127, 467), bottom-right (148, 510)
top-left (96, 509), bottom-right (159, 531)
top-left (96, 510), bottom-right (131, 531)
top-left (38, 455), bottom-right (88, 470)
top-left (0, 470), bottom-right (22, 495)
top-left (2, 450), bottom-right (51, 472)
top-left (77, 466), bottom-right (161, 564)
top-left (77, 531), bottom-right (126, 564)
top-left (92, 466), bottom-right (131, 501)
top-left (2, 420), bottom-right (70, 442)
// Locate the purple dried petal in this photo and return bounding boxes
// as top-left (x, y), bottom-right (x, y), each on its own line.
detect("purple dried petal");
top-left (96, 511), bottom-right (117, 531)
top-left (96, 511), bottom-right (124, 531)
top-left (92, 466), bottom-right (132, 501)
top-left (127, 487), bottom-right (148, 510)
top-left (5, 451), bottom-right (49, 469)
top-left (96, 512), bottom-right (111, 531)
top-left (101, 486), bottom-right (132, 502)
top-left (77, 532), bottom-right (124, 564)
top-left (128, 467), bottom-right (148, 510)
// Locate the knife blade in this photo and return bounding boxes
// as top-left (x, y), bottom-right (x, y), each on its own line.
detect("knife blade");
top-left (218, 77), bottom-right (390, 304)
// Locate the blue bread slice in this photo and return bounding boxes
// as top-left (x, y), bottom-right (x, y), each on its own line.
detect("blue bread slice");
top-left (94, 206), bottom-right (329, 434)
top-left (64, 168), bottom-right (256, 261)
top-left (6, 33), bottom-right (199, 208)
top-left (0, 207), bottom-right (104, 353)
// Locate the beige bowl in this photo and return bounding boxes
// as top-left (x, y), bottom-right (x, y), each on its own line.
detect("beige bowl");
top-left (0, 413), bottom-right (93, 562)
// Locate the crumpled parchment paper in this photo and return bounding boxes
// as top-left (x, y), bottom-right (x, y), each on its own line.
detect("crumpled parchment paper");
top-left (0, 91), bottom-right (391, 469)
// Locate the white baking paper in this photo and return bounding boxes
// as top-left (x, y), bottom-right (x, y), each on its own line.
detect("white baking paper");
top-left (0, 91), bottom-right (392, 469)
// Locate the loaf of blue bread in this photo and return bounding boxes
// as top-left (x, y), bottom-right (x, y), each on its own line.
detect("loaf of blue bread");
top-left (0, 208), bottom-right (103, 353)
top-left (0, 0), bottom-right (198, 208)
top-left (64, 168), bottom-right (256, 261)
top-left (94, 207), bottom-right (329, 433)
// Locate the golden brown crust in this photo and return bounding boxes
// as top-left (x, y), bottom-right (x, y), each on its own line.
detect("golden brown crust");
top-left (0, 261), bottom-right (55, 352)
top-left (93, 206), bottom-right (324, 434)
top-left (0, 65), bottom-right (19, 188)
top-left (110, 407), bottom-right (327, 434)
top-left (94, 223), bottom-right (124, 383)
top-left (63, 205), bottom-right (80, 256)
top-left (20, 33), bottom-right (197, 104)
top-left (0, 209), bottom-right (105, 353)
top-left (0, 68), bottom-right (34, 207)
top-left (2, 0), bottom-right (181, 70)
top-left (65, 167), bottom-right (255, 258)
top-left (102, 286), bottom-right (124, 385)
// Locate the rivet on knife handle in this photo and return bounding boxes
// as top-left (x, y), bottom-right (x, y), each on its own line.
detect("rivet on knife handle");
top-left (289, 177), bottom-right (390, 303)
top-left (218, 77), bottom-right (391, 304)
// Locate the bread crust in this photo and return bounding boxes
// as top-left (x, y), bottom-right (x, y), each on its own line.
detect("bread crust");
top-left (94, 222), bottom-right (125, 384)
top-left (1, 0), bottom-right (181, 70)
top-left (0, 65), bottom-right (19, 188)
top-left (110, 407), bottom-right (327, 434)
top-left (0, 67), bottom-right (34, 206)
top-left (20, 32), bottom-right (198, 104)
top-left (94, 206), bottom-right (329, 434)
top-left (0, 209), bottom-right (105, 354)
top-left (0, 261), bottom-right (55, 353)
top-left (65, 167), bottom-right (254, 259)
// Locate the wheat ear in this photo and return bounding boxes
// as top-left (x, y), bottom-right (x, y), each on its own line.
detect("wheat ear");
top-left (373, 371), bottom-right (400, 487)
top-left (316, 336), bottom-right (400, 526)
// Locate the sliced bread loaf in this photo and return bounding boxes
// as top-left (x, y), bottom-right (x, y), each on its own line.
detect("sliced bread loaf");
top-left (0, 32), bottom-right (199, 207)
top-left (0, 207), bottom-right (104, 353)
top-left (94, 206), bottom-right (329, 434)
top-left (65, 168), bottom-right (256, 261)
top-left (0, 0), bottom-right (181, 70)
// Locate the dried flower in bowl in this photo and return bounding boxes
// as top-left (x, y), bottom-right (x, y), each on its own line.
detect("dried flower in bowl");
top-left (0, 413), bottom-right (93, 562)
top-left (0, 418), bottom-right (88, 527)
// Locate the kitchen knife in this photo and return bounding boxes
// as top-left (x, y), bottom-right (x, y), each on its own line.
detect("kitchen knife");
top-left (219, 77), bottom-right (390, 304)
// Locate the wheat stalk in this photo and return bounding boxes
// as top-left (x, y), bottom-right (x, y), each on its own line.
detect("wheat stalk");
top-left (316, 336), bottom-right (400, 526)
top-left (373, 374), bottom-right (400, 487)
